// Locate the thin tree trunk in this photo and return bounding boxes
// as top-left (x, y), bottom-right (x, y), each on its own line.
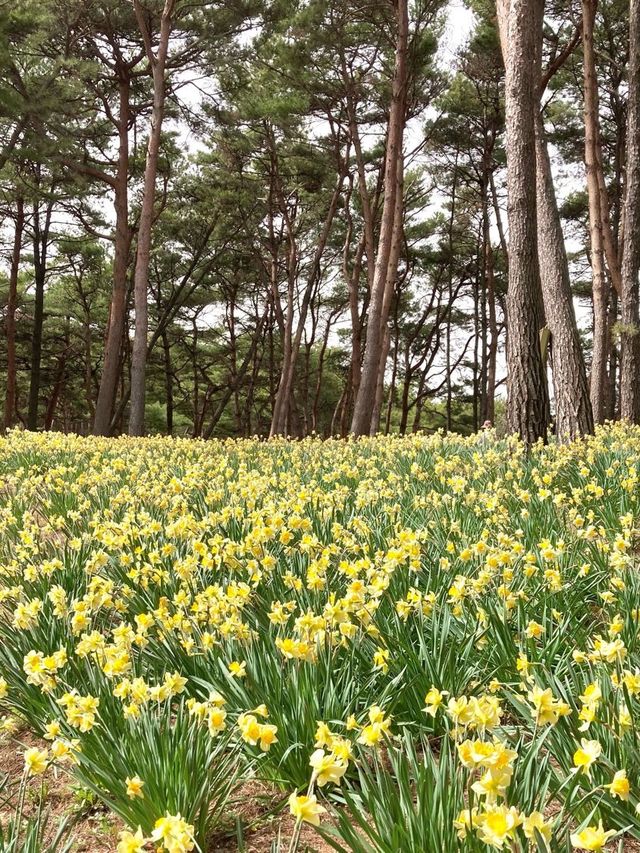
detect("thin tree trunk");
top-left (351, 0), bottom-right (408, 436)
top-left (129, 0), bottom-right (176, 436)
top-left (620, 0), bottom-right (640, 421)
top-left (447, 156), bottom-right (458, 432)
top-left (605, 288), bottom-right (618, 418)
top-left (4, 198), bottom-right (24, 430)
top-left (94, 73), bottom-right (132, 435)
top-left (269, 173), bottom-right (343, 436)
top-left (161, 330), bottom-right (173, 434)
top-left (45, 321), bottom-right (70, 430)
top-left (485, 235), bottom-right (498, 425)
top-left (582, 0), bottom-right (610, 424)
top-left (28, 198), bottom-right (53, 431)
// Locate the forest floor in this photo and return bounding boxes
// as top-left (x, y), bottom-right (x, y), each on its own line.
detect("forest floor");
top-left (2, 727), bottom-right (640, 853)
top-left (0, 728), bottom-right (336, 853)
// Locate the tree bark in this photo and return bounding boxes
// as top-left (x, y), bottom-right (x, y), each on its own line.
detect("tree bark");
top-left (129, 0), bottom-right (176, 436)
top-left (582, 0), bottom-right (610, 424)
top-left (93, 72), bottom-right (133, 435)
top-left (350, 0), bottom-right (408, 436)
top-left (4, 198), bottom-right (24, 431)
top-left (44, 321), bottom-right (70, 430)
top-left (620, 0), bottom-right (640, 422)
top-left (485, 234), bottom-right (498, 425)
top-left (161, 329), bottom-right (174, 435)
top-left (534, 107), bottom-right (594, 439)
top-left (27, 197), bottom-right (53, 431)
top-left (497, 0), bottom-right (549, 444)
top-left (370, 154), bottom-right (405, 434)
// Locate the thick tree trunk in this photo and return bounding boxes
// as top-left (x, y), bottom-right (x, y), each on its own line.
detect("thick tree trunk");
top-left (94, 74), bottom-right (132, 435)
top-left (4, 198), bottom-right (24, 431)
top-left (582, 0), bottom-right (610, 424)
top-left (534, 108), bottom-right (594, 439)
top-left (497, 0), bottom-right (549, 444)
top-left (350, 0), bottom-right (408, 436)
top-left (620, 0), bottom-right (640, 422)
top-left (129, 0), bottom-right (175, 436)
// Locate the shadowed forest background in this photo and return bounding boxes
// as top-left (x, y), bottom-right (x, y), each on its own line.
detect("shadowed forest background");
top-left (0, 0), bottom-right (639, 442)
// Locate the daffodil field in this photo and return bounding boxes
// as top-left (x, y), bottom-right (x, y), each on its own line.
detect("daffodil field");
top-left (1, 426), bottom-right (640, 852)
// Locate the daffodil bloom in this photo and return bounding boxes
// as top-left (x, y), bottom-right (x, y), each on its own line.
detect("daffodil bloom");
top-left (522, 811), bottom-right (552, 845)
top-left (453, 807), bottom-right (478, 840)
top-left (457, 738), bottom-right (496, 769)
top-left (23, 747), bottom-right (48, 776)
top-left (228, 660), bottom-right (246, 678)
top-left (423, 686), bottom-right (447, 717)
top-left (125, 775), bottom-right (144, 799)
top-left (572, 739), bottom-right (602, 777)
top-left (570, 820), bottom-right (616, 850)
top-left (605, 769), bottom-right (630, 800)
top-left (527, 686), bottom-right (571, 726)
top-left (309, 748), bottom-right (348, 786)
top-left (258, 723), bottom-right (278, 751)
top-left (116, 827), bottom-right (147, 853)
top-left (474, 804), bottom-right (522, 848)
top-left (44, 720), bottom-right (61, 740)
top-left (150, 812), bottom-right (195, 853)
top-left (524, 620), bottom-right (544, 639)
top-left (314, 721), bottom-right (334, 748)
top-left (288, 792), bottom-right (326, 826)
top-left (50, 738), bottom-right (75, 763)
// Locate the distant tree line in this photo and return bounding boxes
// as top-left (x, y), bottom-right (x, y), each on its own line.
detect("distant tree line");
top-left (0, 0), bottom-right (637, 442)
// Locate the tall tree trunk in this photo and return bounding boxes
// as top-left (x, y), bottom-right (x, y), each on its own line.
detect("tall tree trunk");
top-left (534, 107), bottom-right (594, 439)
top-left (269, 173), bottom-right (343, 436)
top-left (94, 73), bottom-right (132, 435)
top-left (162, 330), bottom-right (174, 435)
top-left (620, 0), bottom-right (640, 422)
top-left (606, 290), bottom-right (618, 418)
top-left (485, 235), bottom-right (498, 425)
top-left (582, 0), bottom-right (610, 424)
top-left (497, 0), bottom-right (549, 444)
top-left (129, 0), bottom-right (175, 436)
top-left (45, 321), bottom-right (70, 430)
top-left (351, 0), bottom-right (408, 436)
top-left (4, 198), bottom-right (24, 431)
top-left (371, 155), bottom-right (404, 434)
top-left (28, 198), bottom-right (53, 431)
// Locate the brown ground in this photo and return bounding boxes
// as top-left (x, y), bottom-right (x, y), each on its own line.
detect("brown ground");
top-left (0, 730), bottom-right (336, 853)
top-left (1, 730), bottom-right (639, 852)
